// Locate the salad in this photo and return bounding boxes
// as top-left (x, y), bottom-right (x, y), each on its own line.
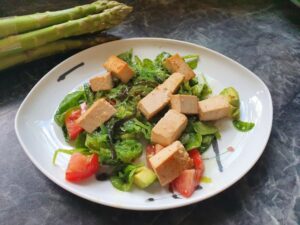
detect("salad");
top-left (53, 49), bottom-right (254, 198)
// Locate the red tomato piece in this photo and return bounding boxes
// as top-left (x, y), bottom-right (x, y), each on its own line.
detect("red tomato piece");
top-left (66, 153), bottom-right (99, 182)
top-left (65, 109), bottom-right (83, 140)
top-left (188, 149), bottom-right (205, 180)
top-left (172, 169), bottom-right (198, 198)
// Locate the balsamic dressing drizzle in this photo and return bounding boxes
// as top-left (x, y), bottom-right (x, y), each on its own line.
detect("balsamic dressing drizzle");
top-left (57, 62), bottom-right (84, 82)
top-left (212, 138), bottom-right (223, 172)
top-left (96, 173), bottom-right (110, 181)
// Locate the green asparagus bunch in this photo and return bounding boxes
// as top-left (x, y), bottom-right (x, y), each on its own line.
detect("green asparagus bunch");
top-left (0, 0), bottom-right (132, 71)
top-left (0, 0), bottom-right (121, 38)
top-left (0, 35), bottom-right (118, 71)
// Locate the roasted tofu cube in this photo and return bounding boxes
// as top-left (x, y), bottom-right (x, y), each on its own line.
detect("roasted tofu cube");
top-left (137, 87), bottom-right (171, 120)
top-left (89, 72), bottom-right (113, 91)
top-left (149, 141), bottom-right (193, 186)
top-left (103, 55), bottom-right (134, 83)
top-left (198, 95), bottom-right (230, 121)
top-left (171, 94), bottom-right (199, 115)
top-left (164, 54), bottom-right (195, 81)
top-left (151, 109), bottom-right (188, 146)
top-left (155, 144), bottom-right (164, 153)
top-left (76, 99), bottom-right (116, 133)
top-left (159, 72), bottom-right (184, 93)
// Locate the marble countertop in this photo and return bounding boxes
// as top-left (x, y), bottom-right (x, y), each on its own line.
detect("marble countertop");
top-left (0, 0), bottom-right (299, 224)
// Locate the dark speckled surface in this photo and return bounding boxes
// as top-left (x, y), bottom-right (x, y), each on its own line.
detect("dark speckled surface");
top-left (0, 1), bottom-right (300, 224)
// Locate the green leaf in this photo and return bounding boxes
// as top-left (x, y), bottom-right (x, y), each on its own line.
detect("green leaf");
top-left (115, 99), bottom-right (136, 119)
top-left (183, 54), bottom-right (199, 70)
top-left (200, 135), bottom-right (215, 153)
top-left (233, 120), bottom-right (255, 132)
top-left (155, 52), bottom-right (171, 68)
top-left (54, 91), bottom-right (85, 126)
top-left (52, 148), bottom-right (89, 164)
top-left (220, 87), bottom-right (240, 120)
top-left (115, 139), bottom-right (143, 163)
top-left (129, 80), bottom-right (156, 98)
top-left (74, 132), bottom-right (86, 148)
top-left (83, 83), bottom-right (94, 106)
top-left (117, 49), bottom-right (133, 66)
top-left (179, 75), bottom-right (211, 100)
top-left (85, 126), bottom-right (110, 150)
top-left (133, 55), bottom-right (169, 83)
top-left (62, 124), bottom-right (69, 142)
top-left (98, 148), bottom-right (120, 165)
top-left (120, 118), bottom-right (153, 140)
top-left (110, 164), bottom-right (140, 191)
top-left (193, 121), bottom-right (218, 135)
top-left (85, 126), bottom-right (120, 165)
top-left (181, 119), bottom-right (219, 152)
top-left (180, 132), bottom-right (202, 150)
top-left (95, 84), bottom-right (129, 103)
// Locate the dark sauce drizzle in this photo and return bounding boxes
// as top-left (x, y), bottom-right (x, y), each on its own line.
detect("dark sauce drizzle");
top-left (212, 138), bottom-right (223, 172)
top-left (96, 173), bottom-right (110, 181)
top-left (146, 185), bottom-right (203, 202)
top-left (57, 62), bottom-right (84, 82)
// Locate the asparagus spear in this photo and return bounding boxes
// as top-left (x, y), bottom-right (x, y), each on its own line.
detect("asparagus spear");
top-left (0, 36), bottom-right (117, 71)
top-left (0, 0), bottom-right (120, 38)
top-left (0, 4), bottom-right (132, 57)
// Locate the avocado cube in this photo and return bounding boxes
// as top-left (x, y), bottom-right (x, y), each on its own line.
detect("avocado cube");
top-left (133, 167), bottom-right (156, 189)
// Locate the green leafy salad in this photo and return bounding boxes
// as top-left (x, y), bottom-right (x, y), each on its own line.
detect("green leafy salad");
top-left (53, 49), bottom-right (254, 198)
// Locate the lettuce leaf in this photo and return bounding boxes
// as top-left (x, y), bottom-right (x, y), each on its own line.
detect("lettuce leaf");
top-left (52, 148), bottom-right (90, 164)
top-left (179, 74), bottom-right (212, 100)
top-left (155, 52), bottom-right (171, 69)
top-left (83, 83), bottom-right (94, 106)
top-left (180, 118), bottom-right (219, 151)
top-left (54, 91), bottom-right (85, 126)
top-left (85, 126), bottom-right (119, 165)
top-left (220, 87), bottom-right (240, 120)
top-left (74, 132), bottom-right (86, 148)
top-left (183, 54), bottom-right (199, 70)
top-left (110, 164), bottom-right (141, 191)
top-left (117, 49), bottom-right (133, 66)
top-left (120, 118), bottom-right (153, 140)
top-left (133, 55), bottom-right (169, 83)
top-left (115, 99), bottom-right (136, 119)
top-left (115, 139), bottom-right (143, 163)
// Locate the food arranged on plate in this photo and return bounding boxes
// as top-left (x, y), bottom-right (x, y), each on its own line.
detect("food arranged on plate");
top-left (53, 49), bottom-right (254, 198)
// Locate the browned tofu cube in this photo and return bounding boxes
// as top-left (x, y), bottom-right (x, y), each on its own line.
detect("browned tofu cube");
top-left (103, 55), bottom-right (134, 83)
top-left (151, 109), bottom-right (188, 146)
top-left (76, 99), bottom-right (116, 133)
top-left (137, 87), bottom-right (171, 120)
top-left (89, 72), bottom-right (113, 91)
top-left (171, 94), bottom-right (199, 115)
top-left (159, 72), bottom-right (184, 93)
top-left (164, 54), bottom-right (195, 81)
top-left (155, 144), bottom-right (164, 153)
top-left (149, 141), bottom-right (193, 186)
top-left (198, 95), bottom-right (230, 121)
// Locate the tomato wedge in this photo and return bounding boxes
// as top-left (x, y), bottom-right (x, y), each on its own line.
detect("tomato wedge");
top-left (172, 149), bottom-right (205, 198)
top-left (172, 169), bottom-right (198, 198)
top-left (188, 149), bottom-right (205, 180)
top-left (66, 153), bottom-right (99, 182)
top-left (65, 109), bottom-right (83, 140)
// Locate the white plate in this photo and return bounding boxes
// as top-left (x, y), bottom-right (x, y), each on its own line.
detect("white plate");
top-left (15, 38), bottom-right (273, 210)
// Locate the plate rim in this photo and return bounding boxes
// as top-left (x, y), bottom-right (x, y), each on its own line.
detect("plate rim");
top-left (15, 37), bottom-right (273, 210)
